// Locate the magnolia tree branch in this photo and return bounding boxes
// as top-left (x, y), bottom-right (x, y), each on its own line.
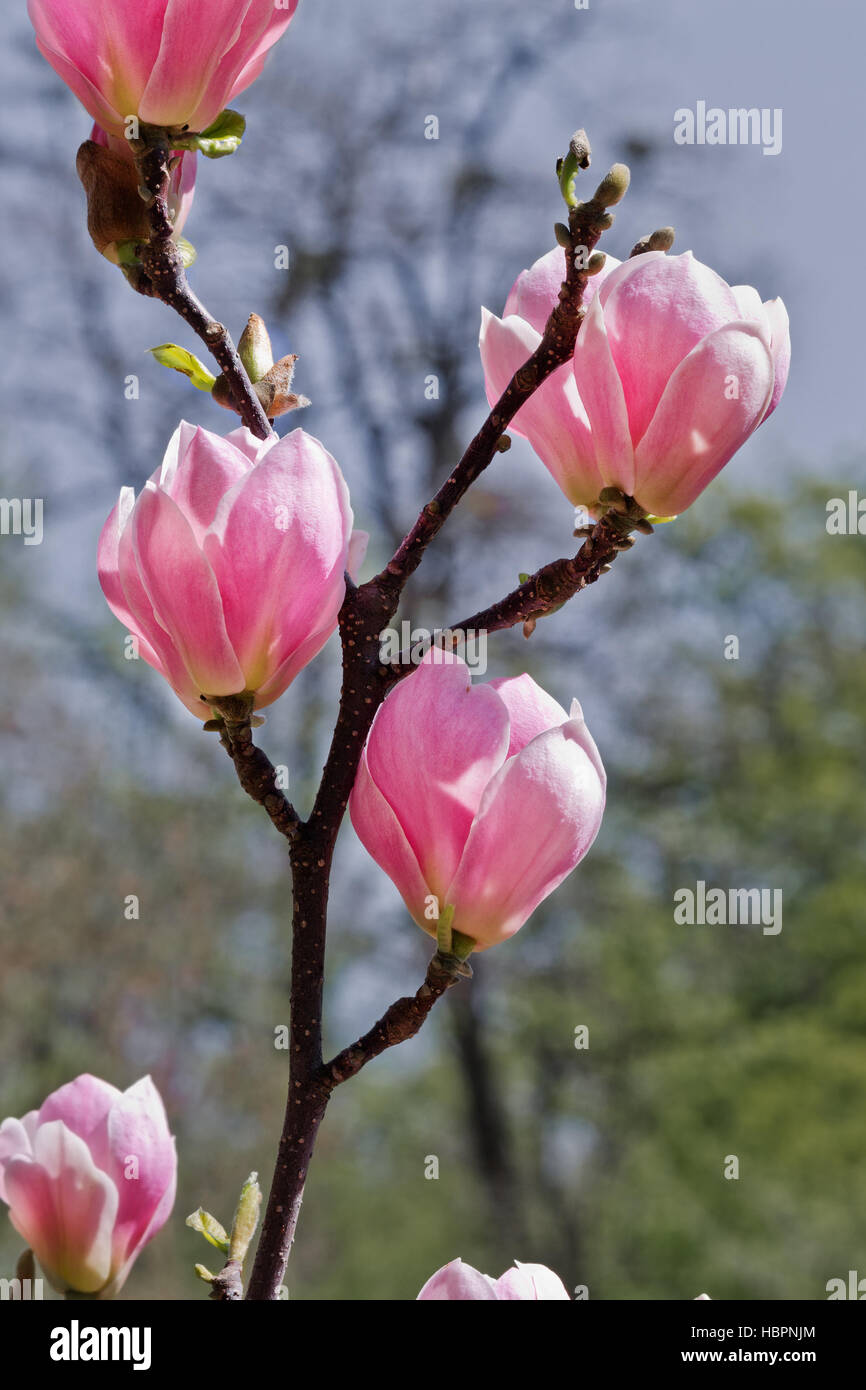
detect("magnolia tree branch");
top-left (132, 143), bottom-right (274, 441)
top-left (244, 133), bottom-right (640, 1300)
top-left (319, 951), bottom-right (469, 1090)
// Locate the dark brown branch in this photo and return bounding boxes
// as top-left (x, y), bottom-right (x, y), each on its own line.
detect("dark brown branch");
top-left (319, 950), bottom-right (469, 1090)
top-left (207, 695), bottom-right (301, 843)
top-left (450, 511), bottom-right (632, 640)
top-left (245, 135), bottom-right (635, 1300)
top-left (131, 143), bottom-right (274, 441)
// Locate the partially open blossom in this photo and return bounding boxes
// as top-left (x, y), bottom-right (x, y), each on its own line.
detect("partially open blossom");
top-left (418, 1258), bottom-right (570, 1300)
top-left (77, 124), bottom-right (196, 263)
top-left (98, 423), bottom-right (366, 717)
top-left (0, 1074), bottom-right (176, 1299)
top-left (349, 651), bottom-right (605, 951)
top-left (480, 247), bottom-right (790, 518)
top-left (27, 0), bottom-right (299, 138)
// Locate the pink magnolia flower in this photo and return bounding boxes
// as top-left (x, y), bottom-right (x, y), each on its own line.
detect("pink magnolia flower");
top-left (27, 0), bottom-right (299, 138)
top-left (418, 1258), bottom-right (571, 1300)
top-left (0, 1074), bottom-right (176, 1299)
top-left (480, 247), bottom-right (790, 518)
top-left (349, 651), bottom-right (606, 951)
top-left (98, 423), bottom-right (366, 718)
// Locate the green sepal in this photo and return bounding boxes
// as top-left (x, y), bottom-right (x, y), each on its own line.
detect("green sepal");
top-left (149, 343), bottom-right (217, 393)
top-left (176, 109), bottom-right (246, 159)
top-left (185, 1207), bottom-right (230, 1254)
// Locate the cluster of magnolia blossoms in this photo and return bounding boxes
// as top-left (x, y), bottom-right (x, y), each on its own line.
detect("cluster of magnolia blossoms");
top-left (0, 1074), bottom-right (176, 1298)
top-left (481, 247), bottom-right (790, 518)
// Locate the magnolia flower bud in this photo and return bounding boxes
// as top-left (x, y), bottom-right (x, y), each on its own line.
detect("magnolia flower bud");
top-left (0, 1074), bottom-right (176, 1299)
top-left (98, 422), bottom-right (367, 717)
top-left (350, 652), bottom-right (606, 952)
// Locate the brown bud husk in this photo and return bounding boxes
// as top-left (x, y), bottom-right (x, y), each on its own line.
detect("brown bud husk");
top-left (253, 355), bottom-right (311, 418)
top-left (212, 354), bottom-right (310, 419)
top-left (76, 140), bottom-right (151, 263)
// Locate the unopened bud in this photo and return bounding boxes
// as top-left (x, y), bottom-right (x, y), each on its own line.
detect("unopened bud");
top-left (586, 252), bottom-right (607, 276)
top-left (238, 313), bottom-right (274, 383)
top-left (630, 226), bottom-right (676, 258)
top-left (568, 129), bottom-right (592, 169)
top-left (593, 163), bottom-right (630, 207)
top-left (229, 1173), bottom-right (262, 1265)
top-left (647, 226), bottom-right (675, 251)
top-left (554, 221), bottom-right (573, 250)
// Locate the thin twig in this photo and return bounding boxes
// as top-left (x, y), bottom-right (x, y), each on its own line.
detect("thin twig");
top-left (132, 143), bottom-right (274, 441)
top-left (319, 951), bottom-right (468, 1091)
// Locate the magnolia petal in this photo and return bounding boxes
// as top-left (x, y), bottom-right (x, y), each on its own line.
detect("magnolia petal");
top-left (488, 674), bottom-right (570, 757)
top-left (4, 1122), bottom-right (119, 1295)
top-left (447, 718), bottom-right (606, 947)
top-left (417, 1258), bottom-right (499, 1300)
top-left (349, 750), bottom-right (433, 930)
top-left (363, 652), bottom-right (510, 902)
top-left (480, 310), bottom-right (605, 507)
top-left (633, 319), bottom-right (775, 517)
top-left (573, 291), bottom-right (636, 495)
top-left (132, 483), bottom-right (245, 697)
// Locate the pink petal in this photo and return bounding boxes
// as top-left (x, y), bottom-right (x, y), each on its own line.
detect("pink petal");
top-left (98, 487), bottom-right (166, 676)
top-left (480, 309), bottom-right (605, 508)
top-left (599, 251), bottom-right (741, 448)
top-left (139, 0), bottom-right (253, 129)
top-left (633, 320), bottom-right (775, 516)
top-left (37, 1074), bottom-right (120, 1156)
top-left (203, 429), bottom-right (351, 692)
top-left (496, 1261), bottom-right (571, 1300)
top-left (447, 710), bottom-right (606, 948)
top-left (4, 1122), bottom-right (118, 1295)
top-left (158, 423), bottom-right (252, 543)
top-left (114, 500), bottom-right (214, 715)
top-left (417, 1258), bottom-right (499, 1300)
top-left (762, 297), bottom-right (790, 419)
top-left (573, 289), bottom-right (635, 495)
top-left (105, 1077), bottom-right (176, 1271)
top-left (363, 652), bottom-right (510, 903)
top-left (347, 529), bottom-right (369, 583)
top-left (488, 674), bottom-right (570, 757)
top-left (504, 246), bottom-right (621, 333)
top-left (0, 1117), bottom-right (36, 1203)
top-left (161, 0), bottom-right (299, 132)
top-left (349, 750), bottom-right (434, 931)
top-left (251, 620), bottom-right (337, 711)
top-left (132, 482), bottom-right (245, 698)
